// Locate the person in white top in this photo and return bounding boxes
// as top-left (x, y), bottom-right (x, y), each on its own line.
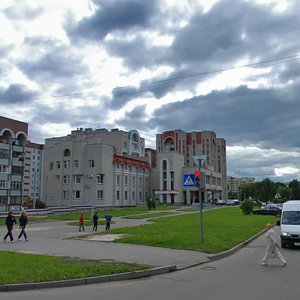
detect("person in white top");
top-left (261, 223), bottom-right (287, 266)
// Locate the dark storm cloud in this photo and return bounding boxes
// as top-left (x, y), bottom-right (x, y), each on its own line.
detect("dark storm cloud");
top-left (105, 36), bottom-right (167, 71)
top-left (115, 105), bottom-right (149, 130)
top-left (105, 0), bottom-right (300, 98)
top-left (66, 0), bottom-right (159, 41)
top-left (146, 84), bottom-right (300, 150)
top-left (0, 84), bottom-right (39, 104)
top-left (18, 37), bottom-right (88, 83)
top-left (111, 86), bottom-right (139, 110)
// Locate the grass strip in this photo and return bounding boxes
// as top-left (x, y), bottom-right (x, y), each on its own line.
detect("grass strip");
top-left (107, 207), bottom-right (277, 254)
top-left (0, 252), bottom-right (149, 285)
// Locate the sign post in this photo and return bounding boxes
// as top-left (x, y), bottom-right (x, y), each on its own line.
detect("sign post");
top-left (194, 169), bottom-right (204, 242)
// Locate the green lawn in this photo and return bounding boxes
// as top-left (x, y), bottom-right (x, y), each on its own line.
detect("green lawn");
top-left (107, 207), bottom-right (277, 253)
top-left (0, 252), bottom-right (149, 285)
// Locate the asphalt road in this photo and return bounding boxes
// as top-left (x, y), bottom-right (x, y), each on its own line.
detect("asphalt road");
top-left (1, 223), bottom-right (299, 300)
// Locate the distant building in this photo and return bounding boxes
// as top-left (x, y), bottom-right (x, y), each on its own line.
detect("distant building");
top-left (150, 129), bottom-right (227, 204)
top-left (23, 141), bottom-right (44, 208)
top-left (43, 128), bottom-right (150, 207)
top-left (227, 176), bottom-right (255, 194)
top-left (0, 116), bottom-right (28, 211)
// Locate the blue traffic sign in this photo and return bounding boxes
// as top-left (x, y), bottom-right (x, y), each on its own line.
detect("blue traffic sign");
top-left (183, 174), bottom-right (195, 186)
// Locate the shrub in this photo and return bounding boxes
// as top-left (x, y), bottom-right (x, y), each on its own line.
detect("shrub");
top-left (146, 196), bottom-right (156, 210)
top-left (240, 199), bottom-right (254, 215)
top-left (35, 200), bottom-right (46, 209)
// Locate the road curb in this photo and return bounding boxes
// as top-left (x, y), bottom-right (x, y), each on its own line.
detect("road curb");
top-left (0, 265), bottom-right (177, 292)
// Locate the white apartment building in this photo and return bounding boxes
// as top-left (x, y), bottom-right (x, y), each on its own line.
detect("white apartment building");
top-left (151, 129), bottom-right (227, 205)
top-left (23, 142), bottom-right (44, 208)
top-left (43, 128), bottom-right (150, 207)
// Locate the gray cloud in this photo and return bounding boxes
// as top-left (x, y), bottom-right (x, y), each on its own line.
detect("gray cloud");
top-left (0, 84), bottom-right (39, 104)
top-left (104, 0), bottom-right (300, 98)
top-left (4, 5), bottom-right (43, 20)
top-left (66, 0), bottom-right (159, 42)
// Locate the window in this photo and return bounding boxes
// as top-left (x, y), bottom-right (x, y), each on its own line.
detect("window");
top-left (63, 175), bottom-right (70, 184)
top-left (116, 175), bottom-right (120, 185)
top-left (49, 162), bottom-right (54, 170)
top-left (56, 161), bottom-right (61, 169)
top-left (132, 177), bottom-right (135, 187)
top-left (74, 190), bottom-right (80, 199)
top-left (74, 160), bottom-right (79, 168)
top-left (89, 160), bottom-right (95, 168)
top-left (63, 190), bottom-right (69, 200)
top-left (97, 190), bottom-right (103, 200)
top-left (11, 181), bottom-right (22, 189)
top-left (125, 191), bottom-right (128, 200)
top-left (74, 175), bottom-right (81, 184)
top-left (0, 180), bottom-right (8, 189)
top-left (132, 191), bottom-right (135, 201)
top-left (0, 165), bottom-right (8, 173)
top-left (63, 160), bottom-right (70, 169)
top-left (124, 176), bottom-right (128, 185)
top-left (117, 190), bottom-right (120, 200)
top-left (97, 174), bottom-right (104, 184)
top-left (64, 149), bottom-right (71, 157)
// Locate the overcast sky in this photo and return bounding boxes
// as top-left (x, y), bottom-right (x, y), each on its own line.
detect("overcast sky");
top-left (1, 0), bottom-right (300, 182)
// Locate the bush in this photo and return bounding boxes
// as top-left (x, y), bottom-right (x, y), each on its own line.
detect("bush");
top-left (35, 200), bottom-right (46, 209)
top-left (240, 199), bottom-right (254, 215)
top-left (146, 196), bottom-right (156, 210)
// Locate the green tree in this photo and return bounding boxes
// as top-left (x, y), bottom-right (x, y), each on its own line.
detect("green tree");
top-left (276, 185), bottom-right (292, 202)
top-left (257, 178), bottom-right (276, 202)
top-left (289, 179), bottom-right (300, 200)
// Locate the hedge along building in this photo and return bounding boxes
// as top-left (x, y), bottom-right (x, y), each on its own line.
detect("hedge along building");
top-left (150, 129), bottom-right (227, 205)
top-left (43, 128), bottom-right (150, 208)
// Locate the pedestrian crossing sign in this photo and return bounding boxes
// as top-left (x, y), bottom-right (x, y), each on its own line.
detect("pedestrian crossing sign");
top-left (183, 174), bottom-right (195, 186)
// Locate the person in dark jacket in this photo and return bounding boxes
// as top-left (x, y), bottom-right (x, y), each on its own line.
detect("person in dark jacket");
top-left (104, 215), bottom-right (112, 231)
top-left (92, 212), bottom-right (99, 231)
top-left (3, 211), bottom-right (17, 242)
top-left (18, 211), bottom-right (29, 241)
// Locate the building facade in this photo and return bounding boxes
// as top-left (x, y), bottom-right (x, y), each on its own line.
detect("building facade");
top-left (151, 129), bottom-right (227, 205)
top-left (23, 142), bottom-right (44, 208)
top-left (227, 176), bottom-right (255, 195)
top-left (0, 116), bottom-right (28, 211)
top-left (43, 128), bottom-right (150, 207)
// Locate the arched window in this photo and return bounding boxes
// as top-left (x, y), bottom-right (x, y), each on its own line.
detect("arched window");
top-left (64, 149), bottom-right (71, 157)
top-left (163, 138), bottom-right (175, 151)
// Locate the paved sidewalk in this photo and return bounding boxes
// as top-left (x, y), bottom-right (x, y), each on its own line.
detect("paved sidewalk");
top-left (0, 216), bottom-right (210, 270)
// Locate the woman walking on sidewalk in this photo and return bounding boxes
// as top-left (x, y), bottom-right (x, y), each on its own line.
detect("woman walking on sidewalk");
top-left (3, 211), bottom-right (17, 242)
top-left (18, 211), bottom-right (29, 241)
top-left (261, 223), bottom-right (287, 266)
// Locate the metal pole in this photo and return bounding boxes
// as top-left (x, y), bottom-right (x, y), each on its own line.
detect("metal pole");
top-left (197, 158), bottom-right (204, 242)
top-left (200, 190), bottom-right (204, 242)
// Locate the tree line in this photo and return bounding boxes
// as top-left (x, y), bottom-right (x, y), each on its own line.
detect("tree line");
top-left (229, 178), bottom-right (300, 203)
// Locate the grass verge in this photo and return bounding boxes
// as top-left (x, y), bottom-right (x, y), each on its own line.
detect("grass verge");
top-left (107, 207), bottom-right (278, 254)
top-left (0, 252), bottom-right (149, 285)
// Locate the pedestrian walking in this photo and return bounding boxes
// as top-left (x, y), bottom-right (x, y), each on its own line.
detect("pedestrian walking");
top-left (18, 211), bottom-right (29, 241)
top-left (3, 211), bottom-right (17, 242)
top-left (261, 223), bottom-right (287, 266)
top-left (104, 214), bottom-right (112, 231)
top-left (92, 212), bottom-right (99, 231)
top-left (79, 214), bottom-right (85, 232)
